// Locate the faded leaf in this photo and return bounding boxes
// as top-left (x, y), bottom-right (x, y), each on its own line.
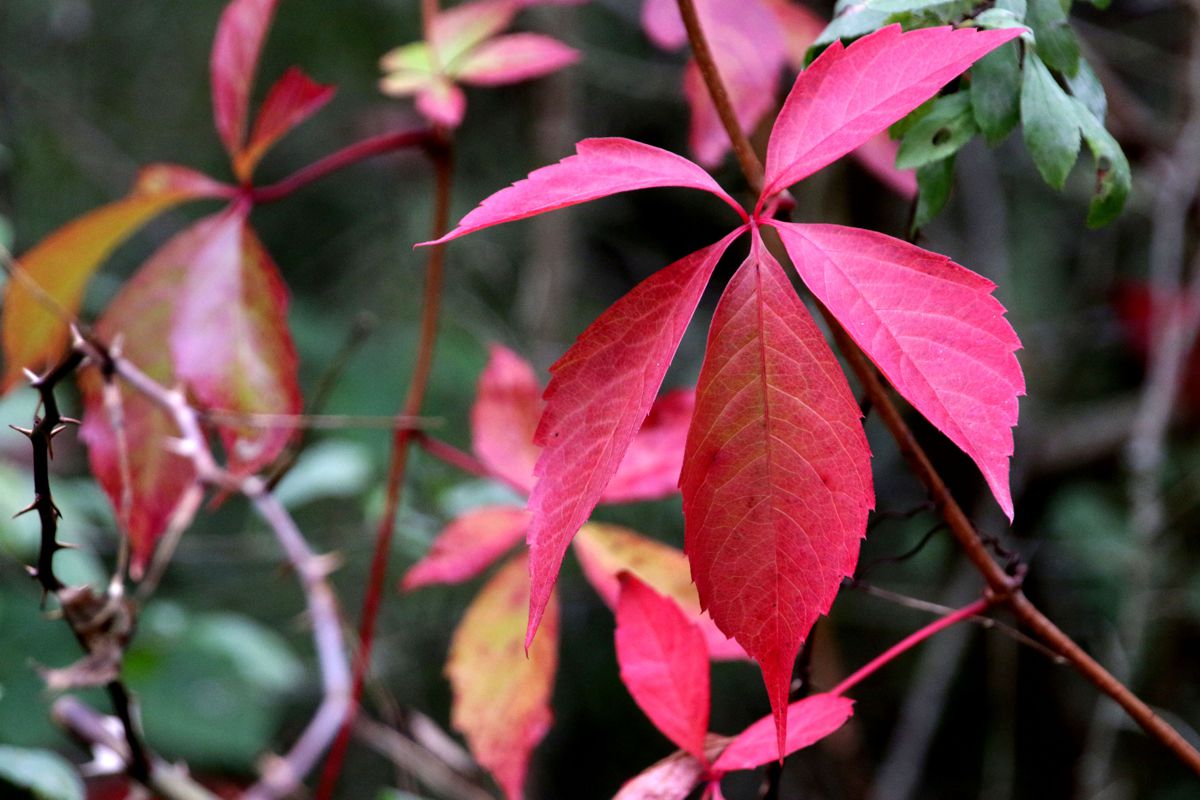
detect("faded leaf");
top-left (447, 554), bottom-right (557, 800)
top-left (471, 344), bottom-right (543, 493)
top-left (615, 574), bottom-right (710, 760)
top-left (211, 0), bottom-right (280, 158)
top-left (454, 33), bottom-right (579, 86)
top-left (612, 750), bottom-right (704, 800)
top-left (402, 506), bottom-right (530, 590)
top-left (681, 235), bottom-right (872, 755)
top-left (771, 221), bottom-right (1024, 518)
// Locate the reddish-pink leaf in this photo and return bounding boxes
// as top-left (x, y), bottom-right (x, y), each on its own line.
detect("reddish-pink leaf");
top-left (235, 66), bottom-right (336, 180)
top-left (573, 523), bottom-right (747, 661)
top-left (711, 693), bottom-right (854, 772)
top-left (471, 345), bottom-right (543, 493)
top-left (211, 0), bottom-right (279, 158)
top-left (761, 25), bottom-right (1021, 199)
top-left (761, 0), bottom-right (825, 68)
top-left (681, 0), bottom-right (787, 167)
top-left (602, 389), bottom-right (694, 503)
top-left (770, 221), bottom-right (1023, 518)
top-left (613, 751), bottom-right (705, 800)
top-left (454, 33), bottom-right (579, 86)
top-left (401, 506), bottom-right (530, 590)
top-left (852, 132), bottom-right (917, 199)
top-left (447, 553), bottom-right (557, 800)
top-left (616, 574), bottom-right (711, 760)
top-left (169, 210), bottom-right (302, 476)
top-left (430, 0), bottom-right (518, 65)
top-left (417, 76), bottom-right (468, 128)
top-left (422, 138), bottom-right (745, 246)
top-left (681, 233), bottom-right (872, 756)
top-left (641, 0), bottom-right (687, 50)
top-left (523, 229), bottom-right (744, 648)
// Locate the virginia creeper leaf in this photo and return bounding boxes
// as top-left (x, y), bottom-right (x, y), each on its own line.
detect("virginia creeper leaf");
top-left (613, 750), bottom-right (705, 800)
top-left (762, 24), bottom-right (1021, 199)
top-left (431, 0), bottom-right (518, 66)
top-left (1, 166), bottom-right (230, 392)
top-left (615, 574), bottom-right (710, 760)
top-left (573, 523), bottom-right (746, 660)
top-left (681, 234), bottom-right (872, 756)
top-left (1020, 53), bottom-right (1081, 190)
top-left (446, 553), bottom-right (557, 800)
top-left (641, 0), bottom-right (687, 50)
top-left (850, 133), bottom-right (918, 199)
top-left (169, 211), bottom-right (301, 476)
top-left (423, 139), bottom-right (745, 246)
top-left (211, 0), bottom-right (279, 159)
top-left (454, 33), bottom-right (580, 86)
top-left (471, 344), bottom-right (544, 493)
top-left (401, 506), bottom-right (530, 590)
top-left (710, 693), bottom-right (854, 772)
top-left (523, 229), bottom-right (744, 648)
top-left (769, 221), bottom-right (1023, 518)
top-left (602, 388), bottom-right (695, 503)
top-left (235, 66), bottom-right (336, 180)
top-left (762, 0), bottom-right (827, 66)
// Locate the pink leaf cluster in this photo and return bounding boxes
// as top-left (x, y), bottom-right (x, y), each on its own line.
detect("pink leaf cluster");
top-left (423, 24), bottom-right (1025, 756)
top-left (614, 575), bottom-right (854, 798)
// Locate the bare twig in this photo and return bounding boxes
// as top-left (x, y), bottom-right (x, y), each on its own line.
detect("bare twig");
top-left (354, 716), bottom-right (493, 800)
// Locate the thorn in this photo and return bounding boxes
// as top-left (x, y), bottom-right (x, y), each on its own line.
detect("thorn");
top-left (50, 424), bottom-right (69, 438)
top-left (8, 424), bottom-right (33, 439)
top-left (54, 541), bottom-right (79, 552)
top-left (25, 564), bottom-right (37, 578)
top-left (12, 499), bottom-right (38, 518)
top-left (52, 502), bottom-right (62, 519)
top-left (23, 367), bottom-right (42, 386)
top-left (60, 417), bottom-right (81, 426)
top-left (69, 324), bottom-right (86, 349)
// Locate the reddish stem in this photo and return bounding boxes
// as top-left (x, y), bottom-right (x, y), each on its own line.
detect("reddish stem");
top-left (250, 129), bottom-right (433, 204)
top-left (314, 135), bottom-right (454, 799)
top-left (831, 598), bottom-right (992, 697)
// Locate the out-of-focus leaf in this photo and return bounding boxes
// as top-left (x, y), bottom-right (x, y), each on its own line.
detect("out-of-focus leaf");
top-left (417, 76), bottom-right (468, 130)
top-left (471, 344), bottom-right (542, 493)
top-left (602, 389), bottom-right (694, 503)
top-left (272, 440), bottom-right (373, 509)
top-left (851, 133), bottom-right (918, 198)
top-left (895, 92), bottom-right (978, 170)
top-left (1025, 0), bottom-right (1078, 76)
top-left (430, 0), bottom-right (517, 66)
top-left (973, 8), bottom-right (1028, 30)
top-left (401, 506), bottom-right (529, 590)
top-left (612, 750), bottom-right (705, 800)
top-left (0, 746), bottom-right (84, 800)
top-left (867, 0), bottom-right (957, 13)
top-left (710, 694), bottom-right (854, 772)
top-left (616, 575), bottom-right (710, 759)
top-left (1021, 53), bottom-right (1081, 189)
top-left (813, 7), bottom-right (890, 49)
top-left (911, 156), bottom-right (956, 232)
top-left (573, 523), bottom-right (745, 660)
top-left (235, 67), bottom-right (336, 180)
top-left (1, 166), bottom-right (229, 392)
top-left (762, 0), bottom-right (826, 67)
top-left (446, 554), bottom-right (556, 800)
top-left (970, 41), bottom-right (1022, 145)
top-left (211, 0), bottom-right (280, 158)
top-left (1071, 97), bottom-right (1130, 228)
top-left (641, 0), bottom-right (687, 50)
top-left (454, 34), bottom-right (579, 86)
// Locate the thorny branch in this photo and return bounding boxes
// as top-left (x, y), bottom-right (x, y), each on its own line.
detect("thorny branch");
top-left (676, 0), bottom-right (1200, 777)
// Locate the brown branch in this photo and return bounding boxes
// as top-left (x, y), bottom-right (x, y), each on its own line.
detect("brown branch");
top-left (677, 8), bottom-right (1200, 777)
top-left (315, 132), bottom-right (455, 799)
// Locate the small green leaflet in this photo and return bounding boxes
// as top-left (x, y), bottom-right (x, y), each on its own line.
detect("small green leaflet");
top-left (971, 41), bottom-right (1022, 144)
top-left (1021, 53), bottom-right (1081, 189)
top-left (897, 92), bottom-right (978, 170)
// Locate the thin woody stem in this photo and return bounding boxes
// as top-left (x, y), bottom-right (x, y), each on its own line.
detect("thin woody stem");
top-left (678, 8), bottom-right (1200, 777)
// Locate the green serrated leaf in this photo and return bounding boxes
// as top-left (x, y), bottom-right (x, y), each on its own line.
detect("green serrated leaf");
top-left (971, 41), bottom-right (1022, 144)
top-left (1026, 0), bottom-right (1079, 75)
top-left (1021, 54), bottom-right (1081, 189)
top-left (889, 97), bottom-right (937, 140)
top-left (0, 746), bottom-right (84, 800)
top-left (1066, 59), bottom-right (1108, 121)
top-left (912, 157), bottom-right (957, 232)
top-left (1070, 98), bottom-right (1131, 227)
top-left (896, 93), bottom-right (978, 169)
top-left (996, 0), bottom-right (1028, 17)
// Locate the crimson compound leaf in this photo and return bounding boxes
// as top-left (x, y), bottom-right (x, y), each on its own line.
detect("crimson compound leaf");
top-left (235, 66), bottom-right (336, 180)
top-left (711, 693), bottom-right (854, 772)
top-left (211, 0), bottom-right (279, 160)
top-left (681, 232), bottom-right (872, 757)
top-left (401, 506), bottom-right (530, 590)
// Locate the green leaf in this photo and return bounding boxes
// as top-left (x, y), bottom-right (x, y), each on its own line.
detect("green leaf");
top-left (911, 156), bottom-right (957, 232)
top-left (1071, 97), bottom-right (1131, 227)
top-left (1021, 54), bottom-right (1081, 189)
top-left (0, 746), bottom-right (84, 800)
top-left (1026, 0), bottom-right (1079, 75)
top-left (896, 92), bottom-right (978, 169)
top-left (974, 8), bottom-right (1029, 30)
top-left (866, 0), bottom-right (954, 12)
top-left (995, 0), bottom-right (1028, 17)
top-left (813, 8), bottom-right (890, 49)
top-left (971, 41), bottom-right (1022, 144)
top-left (1066, 59), bottom-right (1108, 121)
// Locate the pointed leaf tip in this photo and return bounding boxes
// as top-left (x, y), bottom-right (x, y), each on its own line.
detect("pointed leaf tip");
top-left (712, 693), bottom-right (854, 772)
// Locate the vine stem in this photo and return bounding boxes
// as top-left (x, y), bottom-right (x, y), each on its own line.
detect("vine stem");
top-left (676, 0), bottom-right (1200, 776)
top-left (315, 133), bottom-right (454, 799)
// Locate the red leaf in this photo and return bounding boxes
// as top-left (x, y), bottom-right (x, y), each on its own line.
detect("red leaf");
top-left (523, 230), bottom-right (743, 648)
top-left (770, 221), bottom-right (1023, 518)
top-left (417, 76), bottom-right (468, 129)
top-left (235, 67), bottom-right (336, 181)
top-left (761, 0), bottom-right (825, 68)
top-left (401, 506), bottom-right (530, 590)
top-left (446, 553), bottom-right (557, 800)
top-left (454, 33), bottom-right (579, 86)
top-left (681, 233), bottom-right (872, 756)
top-left (613, 751), bottom-right (705, 800)
top-left (681, 0), bottom-right (787, 167)
top-left (471, 345), bottom-right (543, 493)
top-left (211, 0), bottom-right (279, 158)
top-left (711, 693), bottom-right (854, 772)
top-left (851, 132), bottom-right (918, 199)
top-left (602, 388), bottom-right (694, 503)
top-left (422, 138), bottom-right (745, 246)
top-left (641, 0), bottom-right (687, 50)
top-left (573, 523), bottom-right (747, 661)
top-left (761, 25), bottom-right (1021, 199)
top-left (169, 211), bottom-right (302, 476)
top-left (616, 574), bottom-right (711, 760)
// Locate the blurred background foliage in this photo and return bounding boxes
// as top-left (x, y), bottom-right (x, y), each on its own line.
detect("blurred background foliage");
top-left (1, 0), bottom-right (1199, 798)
